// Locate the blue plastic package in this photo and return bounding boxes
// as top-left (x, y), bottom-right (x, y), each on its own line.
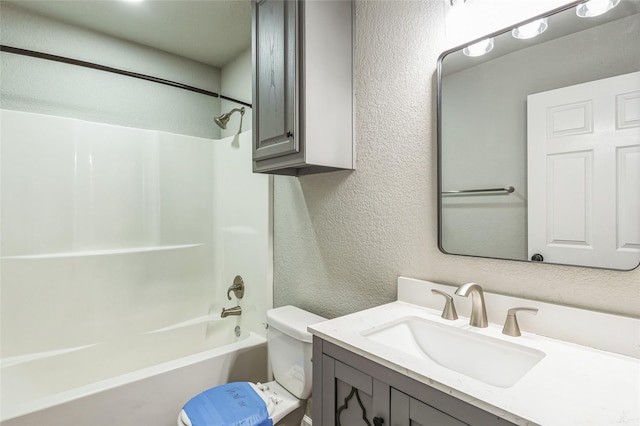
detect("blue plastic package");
top-left (183, 382), bottom-right (273, 426)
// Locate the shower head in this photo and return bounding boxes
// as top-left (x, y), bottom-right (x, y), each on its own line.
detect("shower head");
top-left (214, 107), bottom-right (245, 130)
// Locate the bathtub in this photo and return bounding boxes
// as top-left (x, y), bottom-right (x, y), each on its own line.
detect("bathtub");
top-left (0, 317), bottom-right (268, 426)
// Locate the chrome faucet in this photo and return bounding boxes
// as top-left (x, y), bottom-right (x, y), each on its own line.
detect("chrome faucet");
top-left (455, 282), bottom-right (488, 328)
top-left (221, 305), bottom-right (242, 318)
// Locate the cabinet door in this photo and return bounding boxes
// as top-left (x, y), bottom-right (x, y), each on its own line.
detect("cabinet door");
top-left (252, 0), bottom-right (298, 161)
top-left (322, 355), bottom-right (390, 426)
top-left (391, 388), bottom-right (467, 426)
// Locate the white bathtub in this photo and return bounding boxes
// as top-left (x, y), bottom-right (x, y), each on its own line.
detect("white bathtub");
top-left (0, 318), bottom-right (268, 426)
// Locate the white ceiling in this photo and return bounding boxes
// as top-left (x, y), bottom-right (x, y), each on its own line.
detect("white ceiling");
top-left (6, 0), bottom-right (252, 68)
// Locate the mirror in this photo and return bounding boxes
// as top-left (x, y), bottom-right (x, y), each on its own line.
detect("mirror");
top-left (438, 0), bottom-right (640, 270)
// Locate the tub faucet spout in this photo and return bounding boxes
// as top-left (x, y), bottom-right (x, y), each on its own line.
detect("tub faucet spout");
top-left (455, 282), bottom-right (488, 328)
top-left (221, 305), bottom-right (242, 318)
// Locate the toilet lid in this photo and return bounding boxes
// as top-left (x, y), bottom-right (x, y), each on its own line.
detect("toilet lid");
top-left (182, 382), bottom-right (273, 426)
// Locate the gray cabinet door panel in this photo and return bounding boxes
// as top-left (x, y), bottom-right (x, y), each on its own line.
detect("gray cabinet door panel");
top-left (335, 360), bottom-right (373, 394)
top-left (391, 388), bottom-right (467, 426)
top-left (321, 354), bottom-right (337, 426)
top-left (253, 0), bottom-right (298, 161)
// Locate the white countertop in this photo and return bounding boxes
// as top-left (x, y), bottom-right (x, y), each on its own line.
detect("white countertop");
top-left (309, 298), bottom-right (640, 425)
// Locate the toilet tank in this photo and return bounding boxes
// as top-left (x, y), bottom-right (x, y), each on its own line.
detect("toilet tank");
top-left (266, 306), bottom-right (326, 399)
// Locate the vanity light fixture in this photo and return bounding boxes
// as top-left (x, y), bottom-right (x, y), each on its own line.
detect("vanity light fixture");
top-left (576, 0), bottom-right (620, 18)
top-left (463, 38), bottom-right (494, 57)
top-left (512, 18), bottom-right (548, 39)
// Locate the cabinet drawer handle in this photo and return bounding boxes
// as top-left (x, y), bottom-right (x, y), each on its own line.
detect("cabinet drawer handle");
top-left (373, 417), bottom-right (385, 426)
top-left (286, 131), bottom-right (293, 138)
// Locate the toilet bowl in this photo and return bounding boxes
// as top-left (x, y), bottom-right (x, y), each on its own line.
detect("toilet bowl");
top-left (178, 306), bottom-right (325, 426)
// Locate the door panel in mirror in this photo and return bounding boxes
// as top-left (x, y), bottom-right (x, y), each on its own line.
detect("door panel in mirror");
top-left (527, 73), bottom-right (640, 270)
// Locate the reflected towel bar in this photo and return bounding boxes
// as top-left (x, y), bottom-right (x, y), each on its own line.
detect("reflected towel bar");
top-left (442, 186), bottom-right (515, 195)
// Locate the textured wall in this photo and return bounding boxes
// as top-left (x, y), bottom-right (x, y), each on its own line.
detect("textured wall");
top-left (273, 0), bottom-right (640, 319)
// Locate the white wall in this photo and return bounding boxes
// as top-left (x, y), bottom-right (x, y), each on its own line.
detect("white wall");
top-left (212, 130), bottom-right (271, 336)
top-left (273, 0), bottom-right (640, 319)
top-left (220, 49), bottom-right (253, 139)
top-left (0, 2), bottom-right (222, 139)
top-left (217, 48), bottom-right (270, 331)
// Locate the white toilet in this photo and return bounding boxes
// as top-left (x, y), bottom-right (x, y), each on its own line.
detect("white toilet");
top-left (178, 305), bottom-right (325, 426)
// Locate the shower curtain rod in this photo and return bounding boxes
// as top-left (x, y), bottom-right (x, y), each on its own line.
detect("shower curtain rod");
top-left (0, 45), bottom-right (253, 109)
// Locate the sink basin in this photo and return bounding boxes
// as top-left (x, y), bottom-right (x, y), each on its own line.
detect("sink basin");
top-left (362, 316), bottom-right (545, 388)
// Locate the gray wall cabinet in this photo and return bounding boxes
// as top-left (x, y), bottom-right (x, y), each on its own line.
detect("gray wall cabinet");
top-left (251, 0), bottom-right (355, 175)
top-left (313, 337), bottom-right (515, 426)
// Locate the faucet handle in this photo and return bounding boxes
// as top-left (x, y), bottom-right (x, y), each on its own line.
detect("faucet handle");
top-left (431, 289), bottom-right (458, 320)
top-left (227, 275), bottom-right (245, 300)
top-left (502, 307), bottom-right (538, 337)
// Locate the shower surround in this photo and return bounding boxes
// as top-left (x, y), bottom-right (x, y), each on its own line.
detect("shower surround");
top-left (0, 109), bottom-right (270, 424)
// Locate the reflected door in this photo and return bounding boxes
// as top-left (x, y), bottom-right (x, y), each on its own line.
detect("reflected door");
top-left (527, 71), bottom-right (640, 269)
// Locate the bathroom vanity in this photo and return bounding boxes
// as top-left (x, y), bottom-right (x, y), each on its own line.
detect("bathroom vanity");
top-left (309, 277), bottom-right (640, 425)
top-left (313, 336), bottom-right (513, 425)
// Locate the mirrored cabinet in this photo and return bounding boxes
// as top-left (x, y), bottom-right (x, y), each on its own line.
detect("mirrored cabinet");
top-left (252, 0), bottom-right (355, 175)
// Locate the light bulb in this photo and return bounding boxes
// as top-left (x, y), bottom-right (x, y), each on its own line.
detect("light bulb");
top-left (512, 18), bottom-right (548, 39)
top-left (576, 0), bottom-right (620, 18)
top-left (463, 38), bottom-right (494, 57)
